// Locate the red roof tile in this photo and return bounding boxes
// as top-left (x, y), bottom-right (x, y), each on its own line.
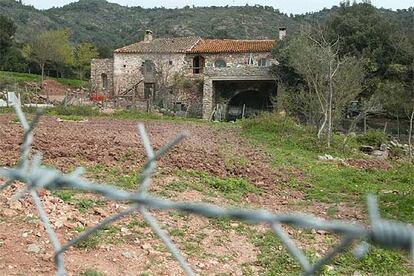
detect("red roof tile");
top-left (114, 37), bottom-right (275, 54)
top-left (190, 39), bottom-right (275, 54)
top-left (115, 37), bottom-right (201, 53)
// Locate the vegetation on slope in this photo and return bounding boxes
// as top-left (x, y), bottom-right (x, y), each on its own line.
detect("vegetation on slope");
top-left (242, 112), bottom-right (414, 222)
top-left (242, 112), bottom-right (413, 274)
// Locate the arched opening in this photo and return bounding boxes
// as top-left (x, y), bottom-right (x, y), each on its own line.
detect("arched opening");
top-left (226, 89), bottom-right (273, 121)
top-left (101, 73), bottom-right (108, 91)
top-left (193, 55), bottom-right (205, 74)
top-left (214, 59), bottom-right (227, 68)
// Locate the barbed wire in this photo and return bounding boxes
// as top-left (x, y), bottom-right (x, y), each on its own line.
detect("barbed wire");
top-left (0, 95), bottom-right (413, 275)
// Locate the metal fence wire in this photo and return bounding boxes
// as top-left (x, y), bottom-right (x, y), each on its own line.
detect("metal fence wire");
top-left (0, 97), bottom-right (413, 276)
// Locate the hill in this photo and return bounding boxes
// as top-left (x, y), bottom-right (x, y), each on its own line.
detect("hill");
top-left (0, 0), bottom-right (412, 51)
top-left (0, 0), bottom-right (299, 49)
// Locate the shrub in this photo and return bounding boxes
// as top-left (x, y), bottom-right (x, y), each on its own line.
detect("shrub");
top-left (242, 112), bottom-right (321, 152)
top-left (356, 130), bottom-right (387, 147)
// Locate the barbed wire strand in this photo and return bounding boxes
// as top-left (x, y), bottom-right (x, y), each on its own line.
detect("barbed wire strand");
top-left (0, 96), bottom-right (413, 275)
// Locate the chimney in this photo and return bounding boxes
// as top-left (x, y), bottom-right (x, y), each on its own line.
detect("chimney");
top-left (279, 27), bottom-right (287, 40)
top-left (144, 30), bottom-right (154, 42)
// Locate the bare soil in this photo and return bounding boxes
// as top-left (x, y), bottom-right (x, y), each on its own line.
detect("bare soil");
top-left (0, 115), bottom-right (364, 275)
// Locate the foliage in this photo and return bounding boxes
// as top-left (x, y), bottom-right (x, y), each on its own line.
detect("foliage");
top-left (29, 29), bottom-right (73, 81)
top-left (0, 71), bottom-right (87, 88)
top-left (0, 15), bottom-right (17, 69)
top-left (0, 0), bottom-right (298, 47)
top-left (74, 42), bottom-right (98, 80)
top-left (356, 130), bottom-right (388, 147)
top-left (242, 112), bottom-right (414, 225)
top-left (274, 25), bottom-right (364, 147)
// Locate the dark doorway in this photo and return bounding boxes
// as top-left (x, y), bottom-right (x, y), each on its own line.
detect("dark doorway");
top-left (212, 80), bottom-right (276, 121)
top-left (226, 89), bottom-right (273, 121)
top-left (193, 56), bottom-right (205, 74)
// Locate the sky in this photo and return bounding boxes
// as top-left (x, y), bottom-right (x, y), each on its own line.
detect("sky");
top-left (21, 0), bottom-right (413, 14)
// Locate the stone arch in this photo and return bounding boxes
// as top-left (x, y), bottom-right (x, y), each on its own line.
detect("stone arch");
top-left (225, 88), bottom-right (273, 121)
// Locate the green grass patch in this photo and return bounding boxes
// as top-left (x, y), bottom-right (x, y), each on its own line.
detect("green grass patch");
top-left (175, 170), bottom-right (262, 202)
top-left (56, 115), bottom-right (85, 121)
top-left (242, 113), bottom-right (414, 222)
top-left (127, 219), bottom-right (148, 229)
top-left (0, 71), bottom-right (87, 88)
top-left (74, 225), bottom-right (120, 249)
top-left (242, 112), bottom-right (413, 273)
top-left (87, 164), bottom-right (137, 190)
top-left (251, 230), bottom-right (411, 274)
top-left (79, 268), bottom-right (104, 276)
top-left (75, 198), bottom-right (105, 214)
top-left (52, 190), bottom-right (76, 202)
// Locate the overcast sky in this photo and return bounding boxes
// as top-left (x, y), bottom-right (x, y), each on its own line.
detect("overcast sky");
top-left (22, 0), bottom-right (413, 14)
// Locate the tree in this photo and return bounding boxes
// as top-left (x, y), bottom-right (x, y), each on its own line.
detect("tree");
top-left (74, 42), bottom-right (98, 80)
top-left (0, 15), bottom-right (17, 70)
top-left (325, 1), bottom-right (409, 97)
top-left (21, 44), bottom-right (32, 73)
top-left (378, 80), bottom-right (414, 161)
top-left (30, 29), bottom-right (73, 83)
top-left (275, 25), bottom-right (364, 147)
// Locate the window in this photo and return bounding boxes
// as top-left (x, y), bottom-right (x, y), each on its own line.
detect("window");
top-left (258, 58), bottom-right (270, 67)
top-left (101, 73), bottom-right (108, 90)
top-left (214, 59), bottom-right (227, 68)
top-left (246, 53), bottom-right (254, 65)
top-left (193, 55), bottom-right (205, 74)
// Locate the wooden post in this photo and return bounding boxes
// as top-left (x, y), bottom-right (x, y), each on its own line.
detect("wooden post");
top-left (242, 104), bottom-right (246, 119)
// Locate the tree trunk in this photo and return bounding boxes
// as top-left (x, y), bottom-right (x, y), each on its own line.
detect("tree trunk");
top-left (40, 63), bottom-right (45, 84)
top-left (409, 108), bottom-right (414, 163)
top-left (318, 111), bottom-right (328, 140)
top-left (327, 60), bottom-right (334, 148)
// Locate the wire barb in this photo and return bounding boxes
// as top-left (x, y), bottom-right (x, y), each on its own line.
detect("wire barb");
top-left (0, 97), bottom-right (413, 275)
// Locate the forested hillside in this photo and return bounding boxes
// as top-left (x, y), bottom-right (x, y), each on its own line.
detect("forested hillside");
top-left (1, 0), bottom-right (298, 49)
top-left (2, 0), bottom-right (411, 50)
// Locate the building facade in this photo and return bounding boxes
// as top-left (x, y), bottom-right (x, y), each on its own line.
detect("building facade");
top-left (91, 30), bottom-right (282, 120)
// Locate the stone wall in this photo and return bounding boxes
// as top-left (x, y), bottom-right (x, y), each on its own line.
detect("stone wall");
top-left (113, 53), bottom-right (188, 97)
top-left (91, 59), bottom-right (114, 95)
top-left (186, 52), bottom-right (277, 69)
top-left (92, 51), bottom-right (276, 119)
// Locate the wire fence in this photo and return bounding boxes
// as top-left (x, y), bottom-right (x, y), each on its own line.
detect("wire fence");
top-left (0, 96), bottom-right (413, 275)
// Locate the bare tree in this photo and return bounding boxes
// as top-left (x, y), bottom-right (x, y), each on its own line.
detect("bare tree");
top-left (280, 25), bottom-right (364, 147)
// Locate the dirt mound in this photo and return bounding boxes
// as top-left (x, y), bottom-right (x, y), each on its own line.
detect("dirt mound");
top-left (344, 159), bottom-right (391, 170)
top-left (0, 116), bottom-right (283, 190)
top-left (41, 80), bottom-right (70, 96)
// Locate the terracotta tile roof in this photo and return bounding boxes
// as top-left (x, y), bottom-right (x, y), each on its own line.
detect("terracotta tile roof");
top-left (115, 37), bottom-right (275, 54)
top-left (114, 37), bottom-right (201, 53)
top-left (190, 39), bottom-right (275, 53)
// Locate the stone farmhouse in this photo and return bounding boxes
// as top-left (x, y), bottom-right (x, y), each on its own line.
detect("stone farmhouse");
top-left (91, 29), bottom-right (286, 120)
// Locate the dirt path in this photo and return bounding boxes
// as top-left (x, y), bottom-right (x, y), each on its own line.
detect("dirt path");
top-left (0, 115), bottom-right (363, 275)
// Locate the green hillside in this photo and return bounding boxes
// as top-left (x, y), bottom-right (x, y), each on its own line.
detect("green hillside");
top-left (0, 0), bottom-right (301, 49)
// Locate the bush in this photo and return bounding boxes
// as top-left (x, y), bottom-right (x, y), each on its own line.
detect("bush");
top-left (356, 130), bottom-right (387, 147)
top-left (242, 112), bottom-right (321, 152)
